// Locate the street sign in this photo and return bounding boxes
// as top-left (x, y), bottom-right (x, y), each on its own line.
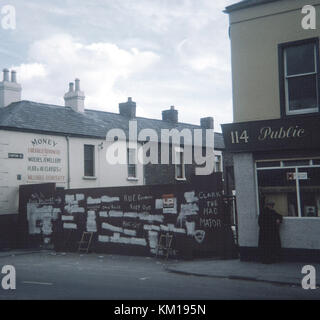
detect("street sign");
top-left (8, 153), bottom-right (23, 159)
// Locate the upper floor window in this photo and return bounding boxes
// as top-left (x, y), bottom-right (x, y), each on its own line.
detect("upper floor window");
top-left (127, 148), bottom-right (137, 179)
top-left (279, 38), bottom-right (319, 116)
top-left (175, 147), bottom-right (185, 180)
top-left (215, 155), bottom-right (222, 172)
top-left (84, 144), bottom-right (95, 177)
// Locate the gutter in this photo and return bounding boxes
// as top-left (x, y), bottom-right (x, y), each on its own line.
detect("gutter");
top-left (224, 0), bottom-right (281, 14)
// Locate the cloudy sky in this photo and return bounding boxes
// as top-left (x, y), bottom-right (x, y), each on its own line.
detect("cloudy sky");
top-left (0, 0), bottom-right (237, 131)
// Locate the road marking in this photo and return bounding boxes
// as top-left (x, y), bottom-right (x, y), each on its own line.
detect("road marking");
top-left (22, 281), bottom-right (53, 286)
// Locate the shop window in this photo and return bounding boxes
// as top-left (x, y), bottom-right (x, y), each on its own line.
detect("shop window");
top-left (257, 160), bottom-right (320, 218)
top-left (127, 148), bottom-right (137, 178)
top-left (84, 145), bottom-right (95, 177)
top-left (279, 38), bottom-right (319, 116)
top-left (257, 168), bottom-right (298, 217)
top-left (298, 167), bottom-right (320, 217)
top-left (256, 161), bottom-right (281, 168)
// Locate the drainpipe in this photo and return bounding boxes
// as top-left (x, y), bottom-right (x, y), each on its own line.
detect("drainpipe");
top-left (97, 141), bottom-right (104, 187)
top-left (65, 136), bottom-right (71, 189)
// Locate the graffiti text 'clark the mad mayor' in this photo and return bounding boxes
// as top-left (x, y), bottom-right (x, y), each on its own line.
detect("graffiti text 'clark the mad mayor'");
top-left (198, 191), bottom-right (221, 199)
top-left (200, 218), bottom-right (221, 229)
top-left (199, 191), bottom-right (220, 215)
top-left (258, 126), bottom-right (305, 141)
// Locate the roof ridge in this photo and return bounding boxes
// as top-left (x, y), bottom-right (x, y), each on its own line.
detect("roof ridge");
top-left (18, 100), bottom-right (66, 109)
top-left (17, 100), bottom-right (207, 129)
top-left (0, 100), bottom-right (224, 148)
top-left (88, 109), bottom-right (203, 128)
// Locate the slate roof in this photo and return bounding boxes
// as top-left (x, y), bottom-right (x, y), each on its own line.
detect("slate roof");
top-left (225, 0), bottom-right (282, 13)
top-left (0, 101), bottom-right (225, 150)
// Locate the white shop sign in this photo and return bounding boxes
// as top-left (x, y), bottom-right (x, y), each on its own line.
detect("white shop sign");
top-left (287, 172), bottom-right (308, 180)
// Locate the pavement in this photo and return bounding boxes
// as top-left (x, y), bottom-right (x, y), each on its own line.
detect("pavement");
top-left (166, 258), bottom-right (320, 286)
top-left (0, 249), bottom-right (319, 287)
top-left (0, 248), bottom-right (44, 258)
top-left (2, 251), bottom-right (319, 299)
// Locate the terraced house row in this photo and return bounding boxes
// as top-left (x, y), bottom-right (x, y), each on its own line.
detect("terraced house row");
top-left (0, 69), bottom-right (233, 248)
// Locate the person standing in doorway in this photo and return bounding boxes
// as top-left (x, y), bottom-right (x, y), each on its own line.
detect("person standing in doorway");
top-left (258, 200), bottom-right (283, 264)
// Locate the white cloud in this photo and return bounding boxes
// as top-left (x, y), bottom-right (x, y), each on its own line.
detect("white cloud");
top-left (177, 38), bottom-right (230, 72)
top-left (13, 34), bottom-right (160, 109)
top-left (4, 0), bottom-right (236, 129)
top-left (13, 63), bottom-right (47, 81)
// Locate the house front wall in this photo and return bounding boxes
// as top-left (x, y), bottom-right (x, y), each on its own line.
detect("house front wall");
top-left (144, 143), bottom-right (220, 186)
top-left (229, 0), bottom-right (320, 122)
top-left (0, 130), bottom-right (144, 215)
top-left (0, 131), bottom-right (68, 215)
top-left (67, 136), bottom-right (143, 189)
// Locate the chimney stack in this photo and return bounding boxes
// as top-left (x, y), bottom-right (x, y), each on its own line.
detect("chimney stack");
top-left (162, 106), bottom-right (178, 123)
top-left (119, 97), bottom-right (136, 118)
top-left (200, 117), bottom-right (214, 129)
top-left (64, 79), bottom-right (85, 113)
top-left (0, 68), bottom-right (22, 108)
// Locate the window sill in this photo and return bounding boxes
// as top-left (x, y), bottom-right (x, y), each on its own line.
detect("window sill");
top-left (175, 177), bottom-right (186, 181)
top-left (127, 177), bottom-right (139, 181)
top-left (282, 110), bottom-right (319, 118)
top-left (286, 111), bottom-right (318, 117)
top-left (83, 176), bottom-right (97, 180)
top-left (283, 216), bottom-right (320, 220)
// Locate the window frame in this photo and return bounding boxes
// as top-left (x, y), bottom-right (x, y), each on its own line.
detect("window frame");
top-left (278, 37), bottom-right (320, 118)
top-left (215, 154), bottom-right (222, 172)
top-left (255, 157), bottom-right (320, 218)
top-left (174, 147), bottom-right (186, 180)
top-left (127, 147), bottom-right (137, 179)
top-left (84, 144), bottom-right (95, 177)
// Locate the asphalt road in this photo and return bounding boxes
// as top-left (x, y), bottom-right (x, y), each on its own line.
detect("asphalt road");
top-left (0, 252), bottom-right (319, 300)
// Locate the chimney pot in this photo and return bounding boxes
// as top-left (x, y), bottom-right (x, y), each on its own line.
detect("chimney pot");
top-left (69, 82), bottom-right (74, 92)
top-left (11, 70), bottom-right (17, 83)
top-left (3, 68), bottom-right (9, 82)
top-left (75, 78), bottom-right (80, 91)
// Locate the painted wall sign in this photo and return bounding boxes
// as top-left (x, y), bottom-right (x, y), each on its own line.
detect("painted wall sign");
top-left (27, 136), bottom-right (65, 183)
top-left (8, 153), bottom-right (23, 159)
top-left (222, 115), bottom-right (320, 152)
